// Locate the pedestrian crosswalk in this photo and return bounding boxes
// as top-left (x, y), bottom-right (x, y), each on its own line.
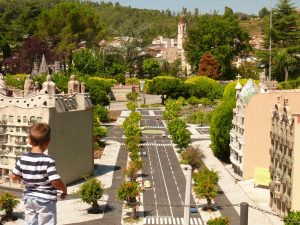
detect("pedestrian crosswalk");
top-left (143, 126), bottom-right (165, 129)
top-left (144, 217), bottom-right (203, 225)
top-left (121, 143), bottom-right (172, 147)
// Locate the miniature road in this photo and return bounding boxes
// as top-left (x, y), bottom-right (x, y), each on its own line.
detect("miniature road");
top-left (139, 109), bottom-right (204, 225)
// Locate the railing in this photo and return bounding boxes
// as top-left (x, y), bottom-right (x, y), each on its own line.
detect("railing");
top-left (15, 139), bottom-right (27, 145)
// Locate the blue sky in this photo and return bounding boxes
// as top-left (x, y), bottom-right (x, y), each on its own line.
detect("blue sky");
top-left (97, 0), bottom-right (300, 15)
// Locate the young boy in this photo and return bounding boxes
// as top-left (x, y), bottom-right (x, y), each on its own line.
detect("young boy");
top-left (11, 123), bottom-right (67, 225)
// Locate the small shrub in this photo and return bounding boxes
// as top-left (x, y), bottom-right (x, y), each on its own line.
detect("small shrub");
top-left (94, 105), bottom-right (110, 123)
top-left (284, 211), bottom-right (300, 225)
top-left (180, 146), bottom-right (204, 170)
top-left (207, 216), bottom-right (230, 225)
top-left (78, 177), bottom-right (104, 214)
top-left (0, 192), bottom-right (20, 219)
top-left (93, 126), bottom-right (107, 138)
top-left (126, 92), bottom-right (139, 101)
top-left (187, 96), bottom-right (200, 105)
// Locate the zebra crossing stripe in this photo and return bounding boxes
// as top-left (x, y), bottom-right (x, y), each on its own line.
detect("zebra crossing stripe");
top-left (145, 217), bottom-right (202, 225)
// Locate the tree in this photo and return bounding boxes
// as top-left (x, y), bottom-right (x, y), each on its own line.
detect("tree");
top-left (4, 37), bottom-right (56, 74)
top-left (142, 58), bottom-right (161, 78)
top-left (207, 217), bottom-right (230, 225)
top-left (172, 126), bottom-right (191, 149)
top-left (94, 105), bottom-right (110, 123)
top-left (0, 192), bottom-right (20, 221)
top-left (284, 211), bottom-right (300, 225)
top-left (198, 52), bottom-right (221, 80)
top-left (210, 100), bottom-right (235, 161)
top-left (33, 2), bottom-right (102, 57)
top-left (258, 7), bottom-right (269, 18)
top-left (261, 0), bottom-right (300, 80)
top-left (180, 146), bottom-right (204, 170)
top-left (126, 101), bottom-right (138, 112)
top-left (185, 76), bottom-right (223, 100)
top-left (147, 76), bottom-right (188, 104)
top-left (117, 182), bottom-right (141, 218)
top-left (193, 169), bottom-right (219, 209)
top-left (163, 100), bottom-right (183, 121)
top-left (123, 159), bottom-right (143, 181)
top-left (77, 177), bottom-right (104, 214)
top-left (126, 92), bottom-right (139, 102)
top-left (274, 49), bottom-right (297, 81)
top-left (72, 49), bottom-right (101, 75)
top-left (185, 12), bottom-right (250, 79)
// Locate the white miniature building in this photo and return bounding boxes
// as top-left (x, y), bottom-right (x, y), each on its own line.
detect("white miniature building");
top-left (0, 75), bottom-right (93, 185)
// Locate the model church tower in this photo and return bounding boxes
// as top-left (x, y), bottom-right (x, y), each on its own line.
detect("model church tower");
top-left (177, 17), bottom-right (191, 75)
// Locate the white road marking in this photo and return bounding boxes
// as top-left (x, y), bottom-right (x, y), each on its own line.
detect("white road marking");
top-left (146, 144), bottom-right (158, 216)
top-left (163, 144), bottom-right (183, 204)
top-left (155, 142), bottom-right (174, 217)
top-left (144, 217), bottom-right (203, 225)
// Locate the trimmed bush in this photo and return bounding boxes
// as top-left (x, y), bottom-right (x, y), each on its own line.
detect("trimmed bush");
top-left (207, 216), bottom-right (230, 225)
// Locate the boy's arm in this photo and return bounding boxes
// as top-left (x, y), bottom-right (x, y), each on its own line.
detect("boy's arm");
top-left (51, 179), bottom-right (67, 199)
top-left (10, 173), bottom-right (22, 182)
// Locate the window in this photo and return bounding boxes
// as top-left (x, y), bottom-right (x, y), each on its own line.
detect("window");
top-left (8, 115), bottom-right (13, 123)
top-left (37, 117), bottom-right (42, 123)
top-left (17, 116), bottom-right (21, 123)
top-left (30, 116), bottom-right (36, 123)
top-left (0, 156), bottom-right (8, 165)
top-left (2, 115), bottom-right (7, 122)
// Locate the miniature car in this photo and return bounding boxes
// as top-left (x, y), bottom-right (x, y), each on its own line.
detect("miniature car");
top-left (144, 180), bottom-right (151, 188)
top-left (141, 152), bottom-right (147, 157)
top-left (190, 206), bottom-right (198, 213)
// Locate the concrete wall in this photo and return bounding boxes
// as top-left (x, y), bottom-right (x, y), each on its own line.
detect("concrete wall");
top-left (243, 91), bottom-right (300, 180)
top-left (48, 108), bottom-right (93, 185)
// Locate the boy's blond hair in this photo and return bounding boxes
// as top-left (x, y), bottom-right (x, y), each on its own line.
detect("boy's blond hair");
top-left (29, 123), bottom-right (51, 146)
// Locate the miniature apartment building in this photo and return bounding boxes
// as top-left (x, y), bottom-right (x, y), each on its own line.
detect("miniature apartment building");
top-left (269, 97), bottom-right (300, 217)
top-left (0, 75), bottom-right (93, 185)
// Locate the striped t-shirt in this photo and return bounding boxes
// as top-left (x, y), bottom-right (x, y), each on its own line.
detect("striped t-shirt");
top-left (12, 152), bottom-right (61, 200)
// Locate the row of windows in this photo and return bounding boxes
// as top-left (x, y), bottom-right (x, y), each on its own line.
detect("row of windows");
top-left (1, 115), bottom-right (42, 124)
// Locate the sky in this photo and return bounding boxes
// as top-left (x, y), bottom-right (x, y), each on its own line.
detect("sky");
top-left (98, 0), bottom-right (300, 15)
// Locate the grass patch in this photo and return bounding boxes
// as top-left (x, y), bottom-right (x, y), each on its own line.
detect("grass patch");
top-left (142, 129), bottom-right (163, 135)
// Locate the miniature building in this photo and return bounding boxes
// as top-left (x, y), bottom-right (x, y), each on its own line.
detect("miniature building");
top-left (269, 97), bottom-right (300, 216)
top-left (110, 84), bottom-right (139, 102)
top-left (0, 75), bottom-right (93, 185)
top-left (177, 17), bottom-right (191, 75)
top-left (230, 75), bottom-right (300, 181)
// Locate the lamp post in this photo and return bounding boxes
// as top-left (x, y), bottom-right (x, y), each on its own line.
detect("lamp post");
top-left (139, 80), bottom-right (146, 105)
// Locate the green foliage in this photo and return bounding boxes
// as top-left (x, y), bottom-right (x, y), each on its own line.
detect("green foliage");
top-left (186, 110), bottom-right (211, 126)
top-left (198, 98), bottom-right (215, 107)
top-left (125, 77), bottom-right (140, 85)
top-left (261, 0), bottom-right (300, 81)
top-left (167, 118), bottom-right (190, 149)
top-left (210, 100), bottom-right (235, 161)
top-left (187, 96), bottom-right (200, 106)
top-left (185, 13), bottom-right (251, 79)
top-left (52, 72), bottom-right (69, 93)
top-left (147, 76), bottom-right (189, 104)
top-left (93, 126), bottom-right (108, 138)
top-left (207, 216), bottom-right (230, 225)
top-left (33, 2), bottom-right (102, 54)
top-left (280, 77), bottom-right (300, 89)
top-left (284, 211), bottom-right (300, 225)
top-left (142, 58), bottom-right (161, 78)
top-left (4, 74), bottom-right (27, 89)
top-left (78, 177), bottom-right (103, 205)
top-left (163, 99), bottom-right (183, 121)
top-left (180, 146), bottom-right (204, 170)
top-left (126, 92), bottom-right (139, 102)
top-left (0, 192), bottom-right (20, 217)
top-left (193, 169), bottom-right (219, 206)
top-left (72, 49), bottom-right (101, 75)
top-left (185, 76), bottom-right (223, 100)
top-left (94, 105), bottom-right (110, 123)
top-left (127, 101), bottom-right (138, 112)
top-left (86, 77), bottom-right (116, 106)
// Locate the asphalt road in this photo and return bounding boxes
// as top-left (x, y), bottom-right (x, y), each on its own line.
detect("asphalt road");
top-left (139, 109), bottom-right (202, 224)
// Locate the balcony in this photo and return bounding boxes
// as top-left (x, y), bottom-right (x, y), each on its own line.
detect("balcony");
top-left (274, 190), bottom-right (282, 199)
top-left (0, 138), bottom-right (8, 144)
top-left (0, 120), bottom-right (7, 125)
top-left (15, 139), bottom-right (27, 145)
